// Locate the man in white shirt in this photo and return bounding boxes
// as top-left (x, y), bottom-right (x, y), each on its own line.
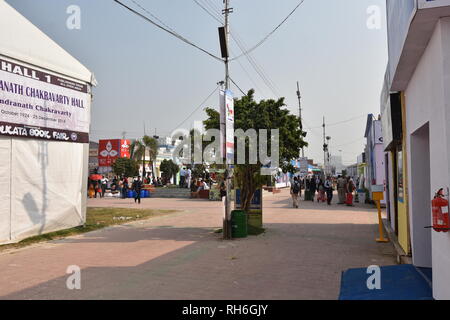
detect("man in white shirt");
top-left (324, 176), bottom-right (333, 205)
top-left (179, 167), bottom-right (186, 187)
top-left (186, 167), bottom-right (192, 189)
top-left (100, 176), bottom-right (108, 198)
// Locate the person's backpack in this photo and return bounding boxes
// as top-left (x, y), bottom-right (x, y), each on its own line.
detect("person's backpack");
top-left (293, 181), bottom-right (300, 194)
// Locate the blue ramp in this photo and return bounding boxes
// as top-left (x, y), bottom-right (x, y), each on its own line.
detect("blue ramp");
top-left (339, 264), bottom-right (433, 300)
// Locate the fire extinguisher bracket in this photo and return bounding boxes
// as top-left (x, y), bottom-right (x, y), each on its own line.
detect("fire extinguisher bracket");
top-left (424, 226), bottom-right (450, 231)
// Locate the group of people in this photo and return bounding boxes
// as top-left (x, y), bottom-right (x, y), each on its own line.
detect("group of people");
top-left (179, 167), bottom-right (192, 188)
top-left (88, 175), bottom-right (111, 199)
top-left (290, 175), bottom-right (334, 207)
top-left (189, 178), bottom-right (211, 198)
top-left (290, 175), bottom-right (356, 208)
top-left (336, 175), bottom-right (356, 206)
top-left (88, 175), bottom-right (154, 204)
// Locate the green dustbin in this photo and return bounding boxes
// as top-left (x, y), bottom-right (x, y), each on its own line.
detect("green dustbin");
top-left (231, 210), bottom-right (247, 238)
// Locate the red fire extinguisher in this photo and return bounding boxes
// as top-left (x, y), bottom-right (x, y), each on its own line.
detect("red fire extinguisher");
top-left (431, 188), bottom-right (450, 232)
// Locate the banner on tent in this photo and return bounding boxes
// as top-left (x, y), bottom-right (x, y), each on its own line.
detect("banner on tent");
top-left (0, 57), bottom-right (91, 143)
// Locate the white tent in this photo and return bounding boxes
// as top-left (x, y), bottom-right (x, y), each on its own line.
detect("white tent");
top-left (0, 0), bottom-right (96, 244)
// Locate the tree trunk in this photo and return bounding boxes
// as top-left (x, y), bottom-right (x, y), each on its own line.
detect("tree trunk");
top-left (241, 166), bottom-right (256, 214)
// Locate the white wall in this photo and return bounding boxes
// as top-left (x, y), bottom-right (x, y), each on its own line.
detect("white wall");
top-left (405, 18), bottom-right (450, 299)
top-left (0, 137), bottom-right (88, 244)
top-left (385, 152), bottom-right (396, 231)
top-left (0, 137), bottom-right (11, 242)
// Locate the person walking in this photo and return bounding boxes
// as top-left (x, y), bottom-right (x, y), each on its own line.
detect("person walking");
top-left (290, 177), bottom-right (301, 208)
top-left (304, 177), bottom-right (310, 201)
top-left (298, 176), bottom-right (303, 199)
top-left (324, 176), bottom-right (333, 205)
top-left (317, 179), bottom-right (325, 202)
top-left (346, 177), bottom-right (356, 206)
top-left (121, 177), bottom-right (129, 199)
top-left (309, 175), bottom-right (316, 202)
top-left (337, 175), bottom-right (346, 204)
top-left (100, 175), bottom-right (108, 198)
top-left (93, 180), bottom-right (99, 198)
top-left (132, 177), bottom-right (143, 204)
top-left (186, 167), bottom-right (192, 189)
top-left (179, 167), bottom-right (186, 188)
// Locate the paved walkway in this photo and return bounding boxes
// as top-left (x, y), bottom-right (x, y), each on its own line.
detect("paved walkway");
top-left (0, 190), bottom-right (396, 300)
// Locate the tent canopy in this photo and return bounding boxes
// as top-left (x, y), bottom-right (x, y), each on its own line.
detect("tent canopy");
top-left (0, 0), bottom-right (96, 85)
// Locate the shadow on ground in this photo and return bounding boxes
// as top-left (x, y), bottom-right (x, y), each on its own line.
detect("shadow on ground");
top-left (1, 221), bottom-right (396, 300)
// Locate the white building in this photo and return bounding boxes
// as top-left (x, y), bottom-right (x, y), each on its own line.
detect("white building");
top-left (383, 0), bottom-right (450, 299)
top-left (364, 115), bottom-right (386, 202)
top-left (329, 155), bottom-right (345, 175)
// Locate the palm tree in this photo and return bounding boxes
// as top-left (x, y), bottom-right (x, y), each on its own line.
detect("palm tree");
top-left (130, 140), bottom-right (144, 162)
top-left (142, 135), bottom-right (159, 180)
top-left (130, 140), bottom-right (144, 178)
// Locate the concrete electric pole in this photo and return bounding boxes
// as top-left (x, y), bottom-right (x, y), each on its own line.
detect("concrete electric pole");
top-left (322, 117), bottom-right (327, 176)
top-left (222, 0), bottom-right (233, 240)
top-left (296, 81), bottom-right (304, 158)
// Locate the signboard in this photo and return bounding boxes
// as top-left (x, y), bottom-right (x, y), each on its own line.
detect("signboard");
top-left (299, 157), bottom-right (309, 175)
top-left (235, 189), bottom-right (263, 229)
top-left (372, 191), bottom-right (384, 201)
top-left (235, 189), bottom-right (262, 210)
top-left (98, 139), bottom-right (130, 167)
top-left (220, 89), bottom-right (234, 164)
top-left (0, 57), bottom-right (91, 143)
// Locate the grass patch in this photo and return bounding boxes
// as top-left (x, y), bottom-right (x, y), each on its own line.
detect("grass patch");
top-left (0, 207), bottom-right (177, 251)
top-left (247, 225), bottom-right (266, 236)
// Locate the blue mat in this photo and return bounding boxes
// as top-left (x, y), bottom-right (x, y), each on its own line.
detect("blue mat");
top-left (339, 264), bottom-right (433, 300)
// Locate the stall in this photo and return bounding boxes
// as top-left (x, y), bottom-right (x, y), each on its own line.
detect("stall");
top-left (0, 0), bottom-right (96, 244)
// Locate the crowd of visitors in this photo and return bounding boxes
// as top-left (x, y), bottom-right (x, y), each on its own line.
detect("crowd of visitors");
top-left (87, 174), bottom-right (163, 203)
top-left (290, 174), bottom-right (357, 208)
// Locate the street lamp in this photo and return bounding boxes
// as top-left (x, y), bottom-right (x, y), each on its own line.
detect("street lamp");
top-left (326, 136), bottom-right (331, 175)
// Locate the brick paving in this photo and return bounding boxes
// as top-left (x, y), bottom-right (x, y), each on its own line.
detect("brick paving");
top-left (0, 189), bottom-right (396, 300)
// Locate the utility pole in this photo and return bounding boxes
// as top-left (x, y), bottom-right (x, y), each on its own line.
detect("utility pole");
top-left (296, 81), bottom-right (304, 158)
top-left (222, 0), bottom-right (233, 240)
top-left (142, 122), bottom-right (146, 180)
top-left (322, 117), bottom-right (327, 176)
top-left (326, 136), bottom-right (331, 175)
top-left (224, 0), bottom-right (230, 90)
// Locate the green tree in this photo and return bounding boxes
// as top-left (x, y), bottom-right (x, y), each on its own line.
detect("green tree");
top-left (143, 135), bottom-right (159, 179)
top-left (204, 89), bottom-right (307, 213)
top-left (112, 157), bottom-right (139, 177)
top-left (130, 136), bottom-right (159, 179)
top-left (160, 159), bottom-right (179, 184)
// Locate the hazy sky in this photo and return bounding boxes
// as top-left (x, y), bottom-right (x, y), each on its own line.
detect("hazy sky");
top-left (6, 0), bottom-right (387, 165)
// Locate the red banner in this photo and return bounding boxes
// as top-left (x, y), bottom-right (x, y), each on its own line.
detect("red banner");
top-left (98, 139), bottom-right (130, 167)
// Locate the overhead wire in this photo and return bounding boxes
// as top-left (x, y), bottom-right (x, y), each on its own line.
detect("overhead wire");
top-left (205, 0), bottom-right (281, 97)
top-left (229, 77), bottom-right (246, 95)
top-left (113, 0), bottom-right (223, 62)
top-left (308, 114), bottom-right (367, 129)
top-left (229, 0), bottom-right (307, 61)
top-left (195, 0), bottom-right (281, 98)
top-left (169, 85), bottom-right (220, 134)
top-left (192, 0), bottom-right (265, 96)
